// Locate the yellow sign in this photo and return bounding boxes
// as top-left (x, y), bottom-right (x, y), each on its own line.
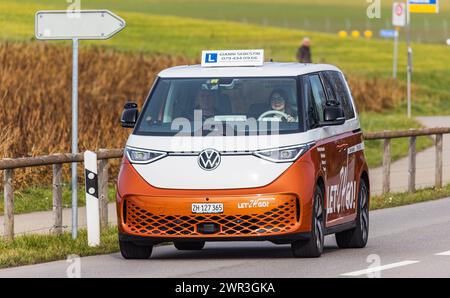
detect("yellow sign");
top-left (409, 0), bottom-right (439, 14)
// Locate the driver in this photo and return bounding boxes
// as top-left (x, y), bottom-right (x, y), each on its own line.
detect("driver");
top-left (194, 89), bottom-right (216, 119)
top-left (268, 89), bottom-right (296, 122)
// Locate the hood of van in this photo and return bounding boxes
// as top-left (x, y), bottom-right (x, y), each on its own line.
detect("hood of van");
top-left (125, 134), bottom-right (311, 190)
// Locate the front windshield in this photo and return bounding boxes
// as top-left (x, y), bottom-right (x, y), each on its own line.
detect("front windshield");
top-left (135, 77), bottom-right (303, 136)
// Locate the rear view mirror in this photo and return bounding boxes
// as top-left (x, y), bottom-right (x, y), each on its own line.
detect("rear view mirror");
top-left (121, 102), bottom-right (139, 128)
top-left (320, 100), bottom-right (345, 126)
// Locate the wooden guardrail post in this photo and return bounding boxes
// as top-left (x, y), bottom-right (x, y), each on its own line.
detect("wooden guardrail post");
top-left (3, 169), bottom-right (14, 242)
top-left (382, 138), bottom-right (391, 194)
top-left (435, 134), bottom-right (443, 189)
top-left (98, 150), bottom-right (109, 231)
top-left (408, 136), bottom-right (416, 193)
top-left (52, 164), bottom-right (63, 235)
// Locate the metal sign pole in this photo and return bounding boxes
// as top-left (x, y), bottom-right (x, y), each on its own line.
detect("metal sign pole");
top-left (71, 38), bottom-right (79, 239)
top-left (393, 27), bottom-right (399, 79)
top-left (406, 2), bottom-right (412, 118)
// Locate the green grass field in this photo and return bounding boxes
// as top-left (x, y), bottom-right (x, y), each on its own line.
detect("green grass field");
top-left (7, 0), bottom-right (450, 44)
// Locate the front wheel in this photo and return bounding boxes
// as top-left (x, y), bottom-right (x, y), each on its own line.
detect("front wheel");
top-left (119, 240), bottom-right (153, 259)
top-left (335, 179), bottom-right (369, 248)
top-left (291, 185), bottom-right (325, 258)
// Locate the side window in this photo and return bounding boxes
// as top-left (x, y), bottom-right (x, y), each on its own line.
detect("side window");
top-left (302, 76), bottom-right (319, 129)
top-left (321, 72), bottom-right (337, 101)
top-left (308, 74), bottom-right (327, 123)
top-left (323, 71), bottom-right (356, 119)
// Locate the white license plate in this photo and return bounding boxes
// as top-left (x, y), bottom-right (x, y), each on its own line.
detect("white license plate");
top-left (192, 203), bottom-right (224, 214)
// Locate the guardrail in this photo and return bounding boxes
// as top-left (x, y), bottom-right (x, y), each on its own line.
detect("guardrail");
top-left (364, 127), bottom-right (450, 194)
top-left (1, 149), bottom-right (123, 241)
top-left (1, 127), bottom-right (449, 241)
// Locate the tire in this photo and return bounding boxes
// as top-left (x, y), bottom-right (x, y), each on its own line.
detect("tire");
top-left (335, 179), bottom-right (369, 248)
top-left (174, 241), bottom-right (205, 250)
top-left (291, 185), bottom-right (325, 258)
top-left (119, 240), bottom-right (153, 259)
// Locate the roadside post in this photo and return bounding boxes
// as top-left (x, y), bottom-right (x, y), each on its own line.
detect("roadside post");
top-left (406, 0), bottom-right (439, 118)
top-left (84, 151), bottom-right (100, 247)
top-left (35, 10), bottom-right (126, 239)
top-left (392, 2), bottom-right (406, 79)
top-left (380, 29), bottom-right (399, 79)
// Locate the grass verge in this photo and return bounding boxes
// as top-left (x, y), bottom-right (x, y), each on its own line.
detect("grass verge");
top-left (370, 184), bottom-right (450, 211)
top-left (0, 226), bottom-right (119, 269)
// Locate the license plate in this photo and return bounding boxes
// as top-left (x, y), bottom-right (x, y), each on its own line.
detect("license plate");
top-left (192, 203), bottom-right (224, 214)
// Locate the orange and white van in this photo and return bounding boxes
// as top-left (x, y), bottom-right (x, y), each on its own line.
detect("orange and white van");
top-left (117, 50), bottom-right (370, 259)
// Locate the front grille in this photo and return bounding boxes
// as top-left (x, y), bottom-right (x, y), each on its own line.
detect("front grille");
top-left (125, 199), bottom-right (298, 237)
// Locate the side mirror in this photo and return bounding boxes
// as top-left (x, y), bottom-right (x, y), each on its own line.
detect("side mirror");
top-left (320, 100), bottom-right (345, 126)
top-left (121, 102), bottom-right (139, 128)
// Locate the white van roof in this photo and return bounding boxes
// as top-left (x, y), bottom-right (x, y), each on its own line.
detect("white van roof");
top-left (158, 62), bottom-right (342, 78)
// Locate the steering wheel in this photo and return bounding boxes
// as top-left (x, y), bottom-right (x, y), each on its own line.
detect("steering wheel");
top-left (258, 110), bottom-right (290, 121)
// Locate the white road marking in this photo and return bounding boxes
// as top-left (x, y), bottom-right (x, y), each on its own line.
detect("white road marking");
top-left (340, 260), bottom-right (420, 277)
top-left (436, 251), bottom-right (450, 256)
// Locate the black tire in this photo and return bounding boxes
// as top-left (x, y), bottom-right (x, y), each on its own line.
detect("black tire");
top-left (174, 241), bottom-right (205, 250)
top-left (335, 178), bottom-right (369, 248)
top-left (291, 185), bottom-right (325, 258)
top-left (119, 240), bottom-right (153, 259)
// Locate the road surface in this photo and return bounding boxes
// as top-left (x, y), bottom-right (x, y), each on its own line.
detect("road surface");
top-left (1, 197), bottom-right (450, 278)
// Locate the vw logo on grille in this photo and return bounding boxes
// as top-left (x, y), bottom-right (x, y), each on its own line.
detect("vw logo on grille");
top-left (198, 149), bottom-right (221, 171)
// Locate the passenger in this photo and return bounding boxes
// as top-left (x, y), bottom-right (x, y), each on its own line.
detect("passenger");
top-left (194, 89), bottom-right (216, 119)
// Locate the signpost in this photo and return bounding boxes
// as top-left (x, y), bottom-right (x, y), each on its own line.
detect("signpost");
top-left (380, 29), bottom-right (398, 39)
top-left (380, 28), bottom-right (399, 79)
top-left (35, 10), bottom-right (126, 239)
top-left (405, 0), bottom-right (439, 118)
top-left (392, 2), bottom-right (406, 79)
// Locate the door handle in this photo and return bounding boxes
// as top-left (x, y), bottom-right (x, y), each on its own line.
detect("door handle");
top-left (336, 143), bottom-right (348, 150)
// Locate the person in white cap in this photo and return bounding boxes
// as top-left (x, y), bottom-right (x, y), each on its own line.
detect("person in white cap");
top-left (296, 37), bottom-right (312, 63)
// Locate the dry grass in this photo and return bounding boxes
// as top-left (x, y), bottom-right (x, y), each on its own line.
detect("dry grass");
top-left (0, 41), bottom-right (192, 187)
top-left (0, 41), bottom-right (404, 187)
top-left (347, 76), bottom-right (405, 113)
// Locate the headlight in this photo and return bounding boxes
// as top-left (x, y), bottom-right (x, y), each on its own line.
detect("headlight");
top-left (254, 144), bottom-right (311, 163)
top-left (125, 147), bottom-right (167, 164)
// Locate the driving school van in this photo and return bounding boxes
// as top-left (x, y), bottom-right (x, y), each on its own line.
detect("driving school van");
top-left (116, 50), bottom-right (370, 259)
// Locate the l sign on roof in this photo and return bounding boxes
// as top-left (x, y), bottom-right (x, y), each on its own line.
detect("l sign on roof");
top-left (201, 50), bottom-right (265, 67)
top-left (35, 10), bottom-right (126, 40)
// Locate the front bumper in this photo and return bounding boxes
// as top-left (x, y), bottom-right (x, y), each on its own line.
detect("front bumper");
top-left (119, 194), bottom-right (303, 240)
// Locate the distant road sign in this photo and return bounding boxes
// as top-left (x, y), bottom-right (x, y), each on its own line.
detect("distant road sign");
top-left (409, 0), bottom-right (439, 14)
top-left (393, 2), bottom-right (406, 27)
top-left (35, 10), bottom-right (126, 40)
top-left (380, 29), bottom-right (398, 39)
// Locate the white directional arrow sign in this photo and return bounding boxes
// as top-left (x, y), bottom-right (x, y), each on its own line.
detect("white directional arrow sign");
top-left (35, 10), bottom-right (126, 40)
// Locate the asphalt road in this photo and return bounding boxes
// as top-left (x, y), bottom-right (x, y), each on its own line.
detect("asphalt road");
top-left (1, 197), bottom-right (450, 278)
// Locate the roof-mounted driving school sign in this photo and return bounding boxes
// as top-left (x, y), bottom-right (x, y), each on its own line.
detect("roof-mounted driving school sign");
top-left (201, 49), bottom-right (264, 67)
top-left (35, 10), bottom-right (126, 40)
top-left (408, 0), bottom-right (439, 14)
